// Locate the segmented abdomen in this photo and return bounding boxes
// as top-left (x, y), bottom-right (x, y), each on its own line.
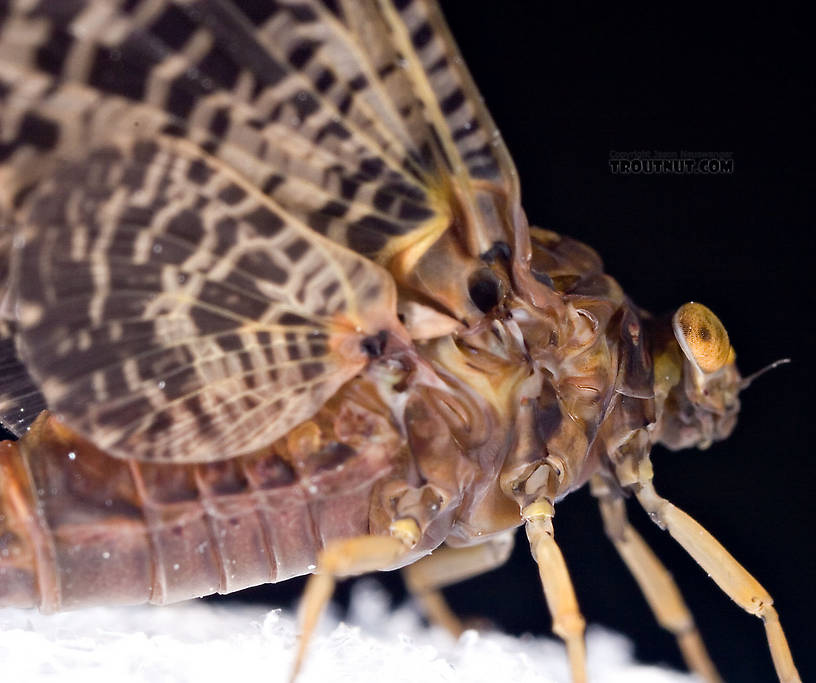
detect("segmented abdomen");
top-left (0, 395), bottom-right (398, 612)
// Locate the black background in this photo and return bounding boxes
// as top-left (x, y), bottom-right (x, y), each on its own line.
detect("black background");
top-left (218, 4), bottom-right (813, 683)
top-left (2, 3), bottom-right (811, 682)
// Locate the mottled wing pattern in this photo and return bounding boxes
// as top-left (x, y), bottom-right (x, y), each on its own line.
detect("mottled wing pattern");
top-left (0, 0), bottom-right (520, 264)
top-left (0, 204), bottom-right (46, 435)
top-left (8, 135), bottom-right (401, 462)
top-left (0, 321), bottom-right (47, 435)
top-left (0, 0), bottom-right (522, 460)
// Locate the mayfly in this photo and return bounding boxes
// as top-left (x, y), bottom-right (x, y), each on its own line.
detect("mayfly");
top-left (0, 1), bottom-right (801, 682)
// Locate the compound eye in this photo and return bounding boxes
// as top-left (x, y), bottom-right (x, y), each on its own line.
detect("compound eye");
top-left (672, 302), bottom-right (731, 373)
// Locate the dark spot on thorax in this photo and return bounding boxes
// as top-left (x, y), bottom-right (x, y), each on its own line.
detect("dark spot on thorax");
top-left (468, 269), bottom-right (502, 313)
top-left (480, 241), bottom-right (511, 263)
top-left (361, 330), bottom-right (388, 358)
top-left (534, 383), bottom-right (563, 444)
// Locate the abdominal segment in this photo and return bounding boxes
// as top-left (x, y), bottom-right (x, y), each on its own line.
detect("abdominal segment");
top-left (0, 391), bottom-right (399, 612)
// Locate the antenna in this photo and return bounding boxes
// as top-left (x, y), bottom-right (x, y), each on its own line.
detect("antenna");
top-left (739, 358), bottom-right (791, 390)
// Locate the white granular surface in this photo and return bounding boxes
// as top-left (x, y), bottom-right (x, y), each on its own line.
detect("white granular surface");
top-left (0, 581), bottom-right (694, 683)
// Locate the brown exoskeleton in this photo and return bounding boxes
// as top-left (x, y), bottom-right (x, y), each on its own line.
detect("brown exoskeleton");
top-left (0, 1), bottom-right (801, 682)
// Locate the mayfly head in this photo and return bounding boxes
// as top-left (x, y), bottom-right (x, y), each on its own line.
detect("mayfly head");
top-left (652, 302), bottom-right (742, 450)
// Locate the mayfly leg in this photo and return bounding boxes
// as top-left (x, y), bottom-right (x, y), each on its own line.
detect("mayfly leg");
top-left (523, 499), bottom-right (588, 683)
top-left (290, 520), bottom-right (420, 682)
top-left (632, 460), bottom-right (801, 683)
top-left (402, 532), bottom-right (514, 636)
top-left (590, 475), bottom-right (722, 682)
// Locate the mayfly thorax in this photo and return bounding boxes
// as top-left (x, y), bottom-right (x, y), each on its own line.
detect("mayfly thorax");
top-left (0, 1), bottom-right (801, 682)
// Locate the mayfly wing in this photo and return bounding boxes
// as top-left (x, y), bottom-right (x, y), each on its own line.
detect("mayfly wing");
top-left (0, 320), bottom-right (46, 436)
top-left (1, 192), bottom-right (47, 435)
top-left (339, 0), bottom-right (523, 248)
top-left (7, 135), bottom-right (404, 463)
top-left (0, 0), bottom-right (524, 307)
top-left (0, 0), bottom-right (523, 454)
top-left (334, 0), bottom-right (528, 317)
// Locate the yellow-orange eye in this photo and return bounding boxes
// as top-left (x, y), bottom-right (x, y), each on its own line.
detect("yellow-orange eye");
top-left (672, 302), bottom-right (731, 373)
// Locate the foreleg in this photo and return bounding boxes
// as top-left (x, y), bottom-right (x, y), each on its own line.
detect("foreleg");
top-left (633, 461), bottom-right (800, 683)
top-left (591, 476), bottom-right (721, 682)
